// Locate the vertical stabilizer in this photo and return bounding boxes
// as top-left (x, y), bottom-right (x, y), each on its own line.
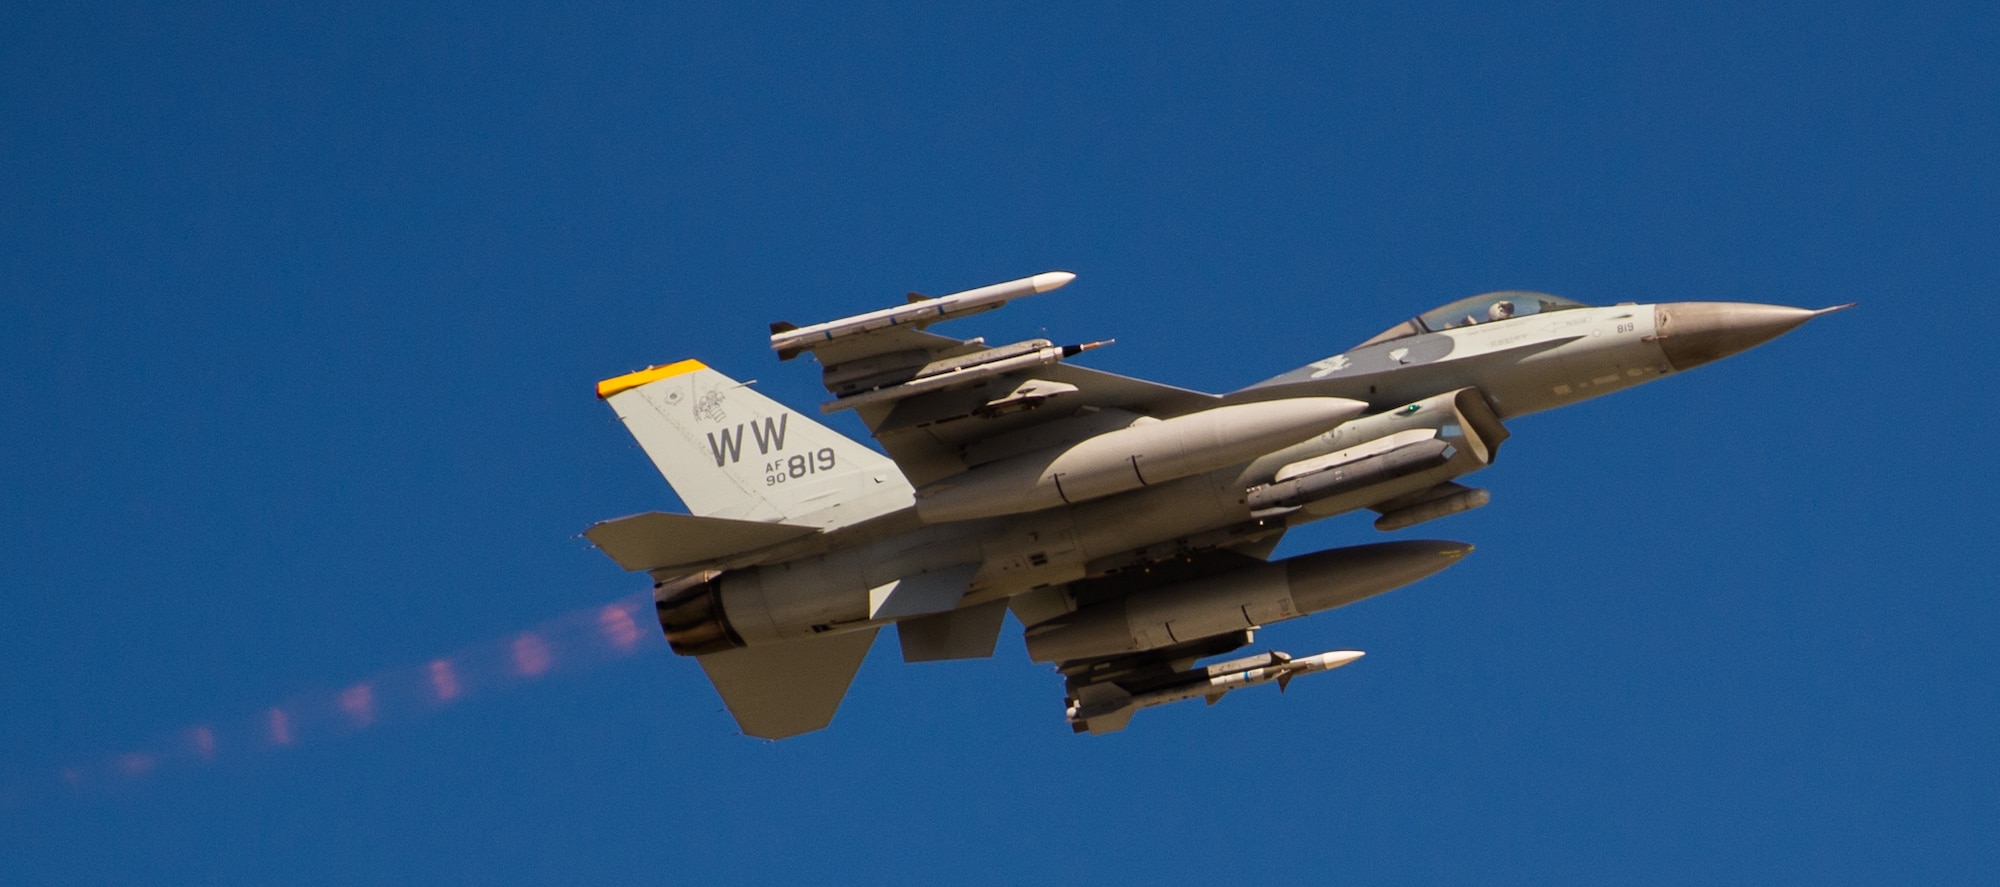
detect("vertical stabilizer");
top-left (598, 360), bottom-right (914, 528)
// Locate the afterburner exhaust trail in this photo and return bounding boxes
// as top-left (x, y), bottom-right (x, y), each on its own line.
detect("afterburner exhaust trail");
top-left (11, 592), bottom-right (657, 804)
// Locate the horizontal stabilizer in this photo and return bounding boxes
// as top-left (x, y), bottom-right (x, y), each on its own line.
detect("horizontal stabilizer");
top-left (697, 629), bottom-right (879, 739)
top-left (584, 511), bottom-right (818, 572)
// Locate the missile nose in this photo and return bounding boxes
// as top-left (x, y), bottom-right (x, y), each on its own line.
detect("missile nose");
top-left (1314, 650), bottom-right (1367, 669)
top-left (1030, 271), bottom-right (1077, 293)
top-left (1653, 301), bottom-right (1853, 372)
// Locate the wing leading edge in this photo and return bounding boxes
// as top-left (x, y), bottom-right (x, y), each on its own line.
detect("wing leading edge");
top-left (771, 273), bottom-right (1223, 489)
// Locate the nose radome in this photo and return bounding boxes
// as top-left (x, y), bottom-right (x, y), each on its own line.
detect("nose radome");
top-left (1653, 302), bottom-right (1853, 372)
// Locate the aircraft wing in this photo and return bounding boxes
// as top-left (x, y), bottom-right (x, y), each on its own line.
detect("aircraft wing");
top-left (858, 362), bottom-right (1219, 487)
top-left (773, 274), bottom-right (1220, 487)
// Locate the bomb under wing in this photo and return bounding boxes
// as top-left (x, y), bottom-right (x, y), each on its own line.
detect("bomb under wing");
top-left (585, 271), bottom-right (1850, 739)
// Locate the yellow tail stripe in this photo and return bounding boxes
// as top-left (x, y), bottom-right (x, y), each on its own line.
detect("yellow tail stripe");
top-left (596, 359), bottom-right (707, 399)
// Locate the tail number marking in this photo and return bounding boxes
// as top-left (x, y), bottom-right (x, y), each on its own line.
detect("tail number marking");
top-left (707, 415), bottom-right (792, 467)
top-left (765, 448), bottom-right (836, 485)
top-left (701, 413), bottom-right (834, 482)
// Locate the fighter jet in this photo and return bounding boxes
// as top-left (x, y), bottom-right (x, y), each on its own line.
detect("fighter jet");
top-left (585, 272), bottom-right (1848, 737)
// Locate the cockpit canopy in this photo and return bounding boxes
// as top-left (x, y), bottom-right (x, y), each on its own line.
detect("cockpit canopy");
top-left (1354, 291), bottom-right (1590, 348)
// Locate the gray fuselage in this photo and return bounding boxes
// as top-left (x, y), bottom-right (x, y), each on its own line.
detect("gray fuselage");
top-left (694, 297), bottom-right (1837, 645)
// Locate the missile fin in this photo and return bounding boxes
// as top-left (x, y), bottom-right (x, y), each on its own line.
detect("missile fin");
top-left (1083, 709), bottom-right (1135, 734)
top-left (1204, 691), bottom-right (1226, 706)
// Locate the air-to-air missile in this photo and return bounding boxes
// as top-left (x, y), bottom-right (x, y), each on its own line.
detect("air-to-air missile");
top-left (770, 271), bottom-right (1076, 360)
top-left (585, 272), bottom-right (1851, 739)
top-left (821, 338), bottom-right (1113, 413)
top-left (1066, 649), bottom-right (1366, 735)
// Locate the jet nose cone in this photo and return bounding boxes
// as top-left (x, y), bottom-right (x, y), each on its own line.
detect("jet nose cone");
top-left (1654, 301), bottom-right (1853, 372)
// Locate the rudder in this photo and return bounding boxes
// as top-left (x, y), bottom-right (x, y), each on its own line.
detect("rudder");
top-left (597, 360), bottom-right (914, 528)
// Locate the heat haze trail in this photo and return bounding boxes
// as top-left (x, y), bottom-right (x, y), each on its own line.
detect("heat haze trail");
top-left (7, 593), bottom-right (657, 804)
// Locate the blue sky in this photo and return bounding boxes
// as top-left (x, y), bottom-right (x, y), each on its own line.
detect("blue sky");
top-left (4, 2), bottom-right (1995, 883)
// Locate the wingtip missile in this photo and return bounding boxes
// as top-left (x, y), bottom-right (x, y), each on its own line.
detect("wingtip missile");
top-left (1029, 270), bottom-right (1077, 293)
top-left (770, 271), bottom-right (1079, 357)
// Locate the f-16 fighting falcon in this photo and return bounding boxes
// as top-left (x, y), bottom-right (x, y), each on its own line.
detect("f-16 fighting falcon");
top-left (586, 272), bottom-right (1849, 737)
